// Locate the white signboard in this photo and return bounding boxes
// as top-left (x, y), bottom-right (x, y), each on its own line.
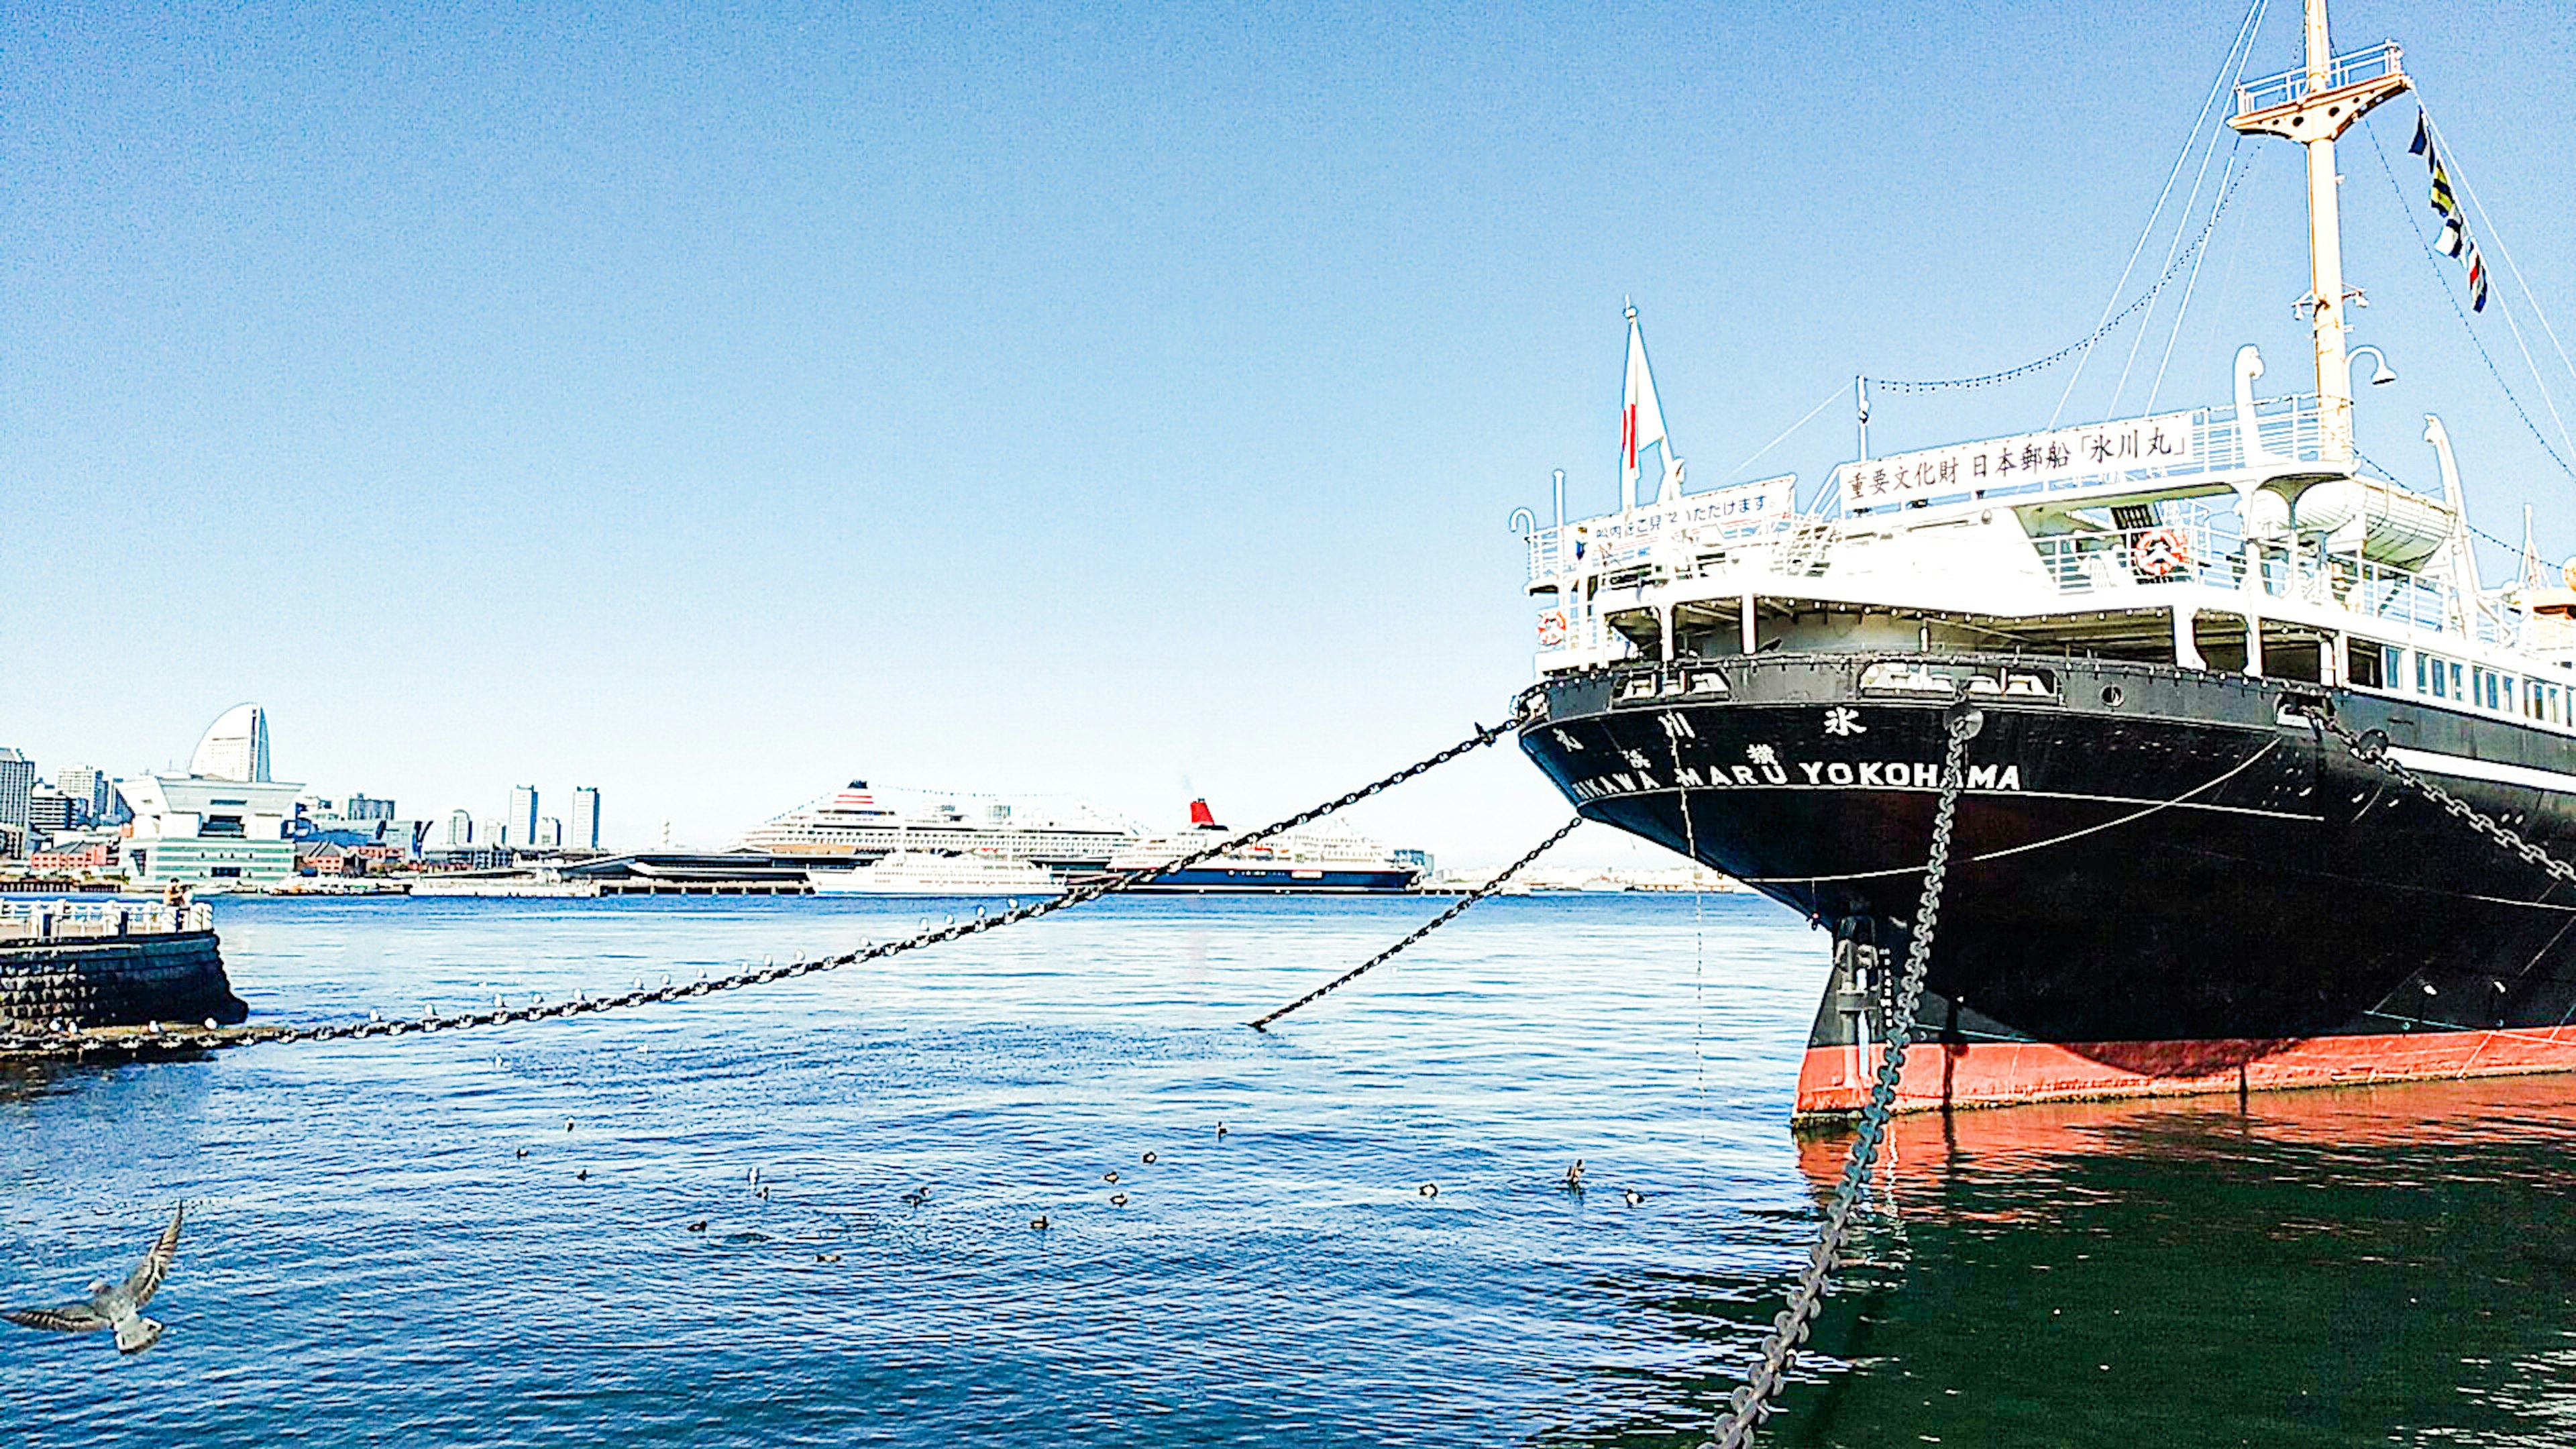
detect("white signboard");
top-left (1836, 410), bottom-right (2200, 509)
top-left (1574, 474), bottom-right (1796, 568)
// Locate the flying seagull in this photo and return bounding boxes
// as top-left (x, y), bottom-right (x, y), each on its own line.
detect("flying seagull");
top-left (5, 1204), bottom-right (186, 1354)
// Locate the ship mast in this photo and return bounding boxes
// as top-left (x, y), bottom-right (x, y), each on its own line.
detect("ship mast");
top-left (2226, 0), bottom-right (2408, 468)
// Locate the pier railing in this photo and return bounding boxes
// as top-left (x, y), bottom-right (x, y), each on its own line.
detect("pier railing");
top-left (0, 901), bottom-right (213, 944)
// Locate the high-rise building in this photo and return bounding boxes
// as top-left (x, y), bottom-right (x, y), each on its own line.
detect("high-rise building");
top-left (189, 704), bottom-right (272, 782)
top-left (478, 816), bottom-right (509, 849)
top-left (0, 749), bottom-right (33, 857)
top-left (123, 708), bottom-right (302, 886)
top-left (56, 765), bottom-right (109, 822)
top-left (535, 816), bottom-right (562, 849)
top-left (27, 786), bottom-right (74, 835)
top-left (345, 794), bottom-right (396, 821)
top-left (570, 787), bottom-right (600, 851)
top-left (508, 785), bottom-right (537, 846)
top-left (447, 810), bottom-right (474, 847)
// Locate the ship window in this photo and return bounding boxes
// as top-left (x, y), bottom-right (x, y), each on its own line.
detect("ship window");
top-left (2349, 643), bottom-right (2388, 689)
top-left (2452, 661), bottom-right (2465, 700)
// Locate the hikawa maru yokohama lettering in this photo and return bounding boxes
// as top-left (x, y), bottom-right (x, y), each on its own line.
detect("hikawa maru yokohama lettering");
top-left (1566, 756), bottom-right (2023, 802)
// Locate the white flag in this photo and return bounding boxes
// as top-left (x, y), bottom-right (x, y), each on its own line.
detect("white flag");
top-left (1621, 307), bottom-right (1674, 509)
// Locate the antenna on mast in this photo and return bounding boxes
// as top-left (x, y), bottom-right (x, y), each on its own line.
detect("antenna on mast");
top-left (2226, 0), bottom-right (2410, 468)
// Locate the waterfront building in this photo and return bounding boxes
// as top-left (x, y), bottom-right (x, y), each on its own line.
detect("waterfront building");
top-left (508, 785), bottom-right (537, 845)
top-left (447, 809), bottom-right (474, 847)
top-left (0, 749), bottom-right (32, 857)
top-left (121, 705), bottom-right (303, 886)
top-left (535, 816), bottom-right (563, 849)
top-left (189, 703), bottom-right (272, 782)
top-left (571, 787), bottom-right (600, 851)
top-left (346, 793), bottom-right (395, 820)
top-left (55, 765), bottom-right (111, 822)
top-left (477, 816), bottom-right (509, 849)
top-left (27, 786), bottom-right (75, 837)
top-left (28, 839), bottom-right (115, 874)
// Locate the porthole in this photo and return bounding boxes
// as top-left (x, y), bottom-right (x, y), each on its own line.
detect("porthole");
top-left (2100, 685), bottom-right (2126, 708)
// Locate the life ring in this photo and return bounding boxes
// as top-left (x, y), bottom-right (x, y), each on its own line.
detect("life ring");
top-left (1538, 609), bottom-right (1570, 648)
top-left (2131, 527), bottom-right (2191, 578)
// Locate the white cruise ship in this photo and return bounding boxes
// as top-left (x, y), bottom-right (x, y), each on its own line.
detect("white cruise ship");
top-left (735, 780), bottom-right (1138, 872)
top-left (806, 849), bottom-right (1065, 897)
top-left (1083, 800), bottom-right (1425, 894)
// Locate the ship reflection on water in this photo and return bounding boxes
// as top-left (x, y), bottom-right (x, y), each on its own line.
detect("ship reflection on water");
top-left (1728, 1076), bottom-right (2576, 1448)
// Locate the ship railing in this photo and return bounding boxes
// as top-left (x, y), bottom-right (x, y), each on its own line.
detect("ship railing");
top-left (1533, 396), bottom-right (2333, 580)
top-left (2234, 42), bottom-right (2404, 119)
top-left (1524, 508), bottom-right (1799, 589)
top-left (1833, 396), bottom-right (2326, 517)
top-left (2035, 517), bottom-right (2465, 636)
top-left (0, 900), bottom-right (212, 943)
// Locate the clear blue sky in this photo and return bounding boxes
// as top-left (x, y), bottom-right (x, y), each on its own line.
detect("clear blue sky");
top-left (6, 1), bottom-right (2573, 863)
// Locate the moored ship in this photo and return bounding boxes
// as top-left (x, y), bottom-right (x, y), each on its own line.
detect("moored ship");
top-left (737, 780), bottom-right (1138, 873)
top-left (1513, 0), bottom-right (2576, 1117)
top-left (1081, 800), bottom-right (1425, 894)
top-left (806, 849), bottom-right (1065, 897)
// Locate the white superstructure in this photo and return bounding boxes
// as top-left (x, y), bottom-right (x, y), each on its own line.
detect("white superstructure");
top-left (1522, 8), bottom-right (2576, 736)
top-left (807, 850), bottom-right (1065, 897)
top-left (737, 780), bottom-right (1139, 870)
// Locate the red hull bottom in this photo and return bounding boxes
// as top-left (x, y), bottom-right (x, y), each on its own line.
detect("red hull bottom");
top-left (1793, 1026), bottom-right (2576, 1118)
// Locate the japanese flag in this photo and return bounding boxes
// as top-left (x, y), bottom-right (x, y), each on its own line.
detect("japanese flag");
top-left (1621, 309), bottom-right (1672, 508)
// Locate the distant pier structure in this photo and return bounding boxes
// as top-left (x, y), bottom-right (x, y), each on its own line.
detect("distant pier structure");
top-left (0, 899), bottom-right (248, 1030)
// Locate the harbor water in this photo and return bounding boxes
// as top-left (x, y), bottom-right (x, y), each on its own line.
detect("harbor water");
top-left (4, 894), bottom-right (2573, 1446)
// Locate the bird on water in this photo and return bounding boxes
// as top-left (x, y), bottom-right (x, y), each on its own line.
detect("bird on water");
top-left (4, 1204), bottom-right (186, 1354)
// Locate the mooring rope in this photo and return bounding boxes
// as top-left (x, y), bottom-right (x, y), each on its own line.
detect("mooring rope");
top-left (1705, 707), bottom-right (1980, 1448)
top-left (6, 722), bottom-right (1511, 1053)
top-left (1245, 816), bottom-right (1582, 1030)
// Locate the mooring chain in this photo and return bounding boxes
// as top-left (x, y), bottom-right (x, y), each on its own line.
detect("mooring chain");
top-left (237, 721), bottom-right (1515, 1046)
top-left (1706, 708), bottom-right (1980, 1449)
top-left (2299, 701), bottom-right (2576, 890)
top-left (1246, 816), bottom-right (1583, 1031)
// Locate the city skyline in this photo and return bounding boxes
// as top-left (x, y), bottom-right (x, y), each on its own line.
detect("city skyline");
top-left (5, 2), bottom-right (2571, 867)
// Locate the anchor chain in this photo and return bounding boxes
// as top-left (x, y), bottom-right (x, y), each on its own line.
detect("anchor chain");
top-left (236, 721), bottom-right (1515, 1046)
top-left (1706, 707), bottom-right (1980, 1449)
top-left (1246, 816), bottom-right (1583, 1030)
top-left (2300, 701), bottom-right (2576, 889)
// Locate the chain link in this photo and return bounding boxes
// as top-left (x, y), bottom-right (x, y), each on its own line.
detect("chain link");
top-left (124, 722), bottom-right (1513, 1050)
top-left (1246, 816), bottom-right (1582, 1030)
top-left (2299, 701), bottom-right (2576, 888)
top-left (1706, 708), bottom-right (1980, 1449)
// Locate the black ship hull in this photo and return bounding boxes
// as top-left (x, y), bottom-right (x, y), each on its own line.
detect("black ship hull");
top-left (1516, 653), bottom-right (2576, 1116)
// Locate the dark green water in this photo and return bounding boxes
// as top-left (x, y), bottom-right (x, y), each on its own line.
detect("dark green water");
top-left (1758, 1085), bottom-right (2576, 1448)
top-left (3, 895), bottom-right (2571, 1446)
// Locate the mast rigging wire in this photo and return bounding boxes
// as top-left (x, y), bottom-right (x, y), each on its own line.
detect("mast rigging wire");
top-left (2418, 109), bottom-right (2576, 468)
top-left (2141, 147), bottom-right (2249, 414)
top-left (2045, 0), bottom-right (2270, 424)
top-left (2363, 119), bottom-right (2576, 486)
top-left (1860, 158), bottom-right (2255, 396)
top-left (2106, 111), bottom-right (2249, 418)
